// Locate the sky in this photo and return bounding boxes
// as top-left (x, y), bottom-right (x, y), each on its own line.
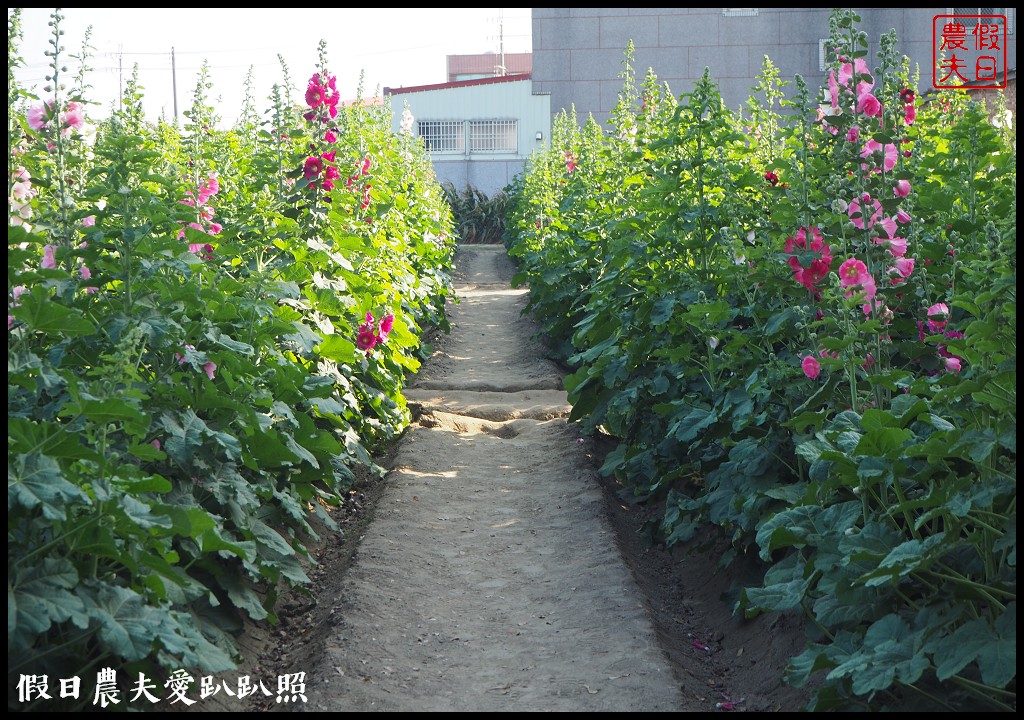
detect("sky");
top-left (9, 7), bottom-right (533, 127)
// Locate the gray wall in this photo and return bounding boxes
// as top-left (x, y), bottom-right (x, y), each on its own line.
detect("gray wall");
top-left (431, 159), bottom-right (525, 196)
top-left (532, 8), bottom-right (1017, 126)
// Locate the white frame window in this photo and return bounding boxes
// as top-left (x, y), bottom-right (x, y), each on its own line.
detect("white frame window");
top-left (417, 120), bottom-right (465, 153)
top-left (948, 7), bottom-right (1014, 34)
top-left (469, 120), bottom-right (518, 153)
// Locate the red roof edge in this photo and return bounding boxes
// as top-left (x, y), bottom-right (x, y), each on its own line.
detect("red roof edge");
top-left (385, 73), bottom-right (532, 96)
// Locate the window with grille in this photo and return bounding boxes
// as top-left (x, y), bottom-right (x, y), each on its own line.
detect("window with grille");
top-left (417, 120), bottom-right (464, 153)
top-left (950, 7), bottom-right (1013, 33)
top-left (469, 120), bottom-right (518, 153)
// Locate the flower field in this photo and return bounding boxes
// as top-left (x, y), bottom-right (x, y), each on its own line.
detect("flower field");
top-left (506, 11), bottom-right (1015, 712)
top-left (9, 9), bottom-right (455, 709)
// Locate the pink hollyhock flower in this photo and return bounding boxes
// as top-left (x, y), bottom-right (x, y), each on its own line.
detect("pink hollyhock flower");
top-left (175, 344), bottom-right (196, 363)
top-left (894, 179), bottom-right (911, 197)
top-left (60, 101), bottom-right (85, 133)
top-left (943, 356), bottom-right (962, 374)
top-left (848, 195), bottom-right (882, 229)
top-left (881, 235), bottom-right (908, 257)
top-left (861, 139), bottom-right (898, 173)
top-left (324, 165), bottom-right (341, 182)
top-left (8, 315), bottom-right (13, 330)
top-left (802, 355), bottom-right (821, 380)
top-left (839, 258), bottom-right (877, 301)
top-left (41, 244), bottom-right (57, 269)
top-left (827, 71), bottom-right (839, 109)
top-left (927, 303), bottom-right (949, 332)
top-left (361, 156), bottom-right (371, 175)
top-left (361, 185), bottom-right (372, 210)
top-left (896, 209), bottom-right (912, 224)
top-left (11, 178), bottom-right (35, 202)
top-left (856, 92), bottom-right (882, 117)
top-left (846, 126), bottom-right (859, 143)
top-left (79, 265), bottom-right (92, 280)
top-left (151, 439), bottom-right (161, 451)
top-left (904, 103), bottom-right (916, 125)
top-left (27, 102), bottom-right (49, 131)
top-left (82, 215), bottom-right (96, 227)
top-left (889, 257), bottom-right (914, 284)
top-left (565, 151), bottom-right (578, 173)
top-left (784, 226), bottom-right (833, 293)
top-left (208, 222), bottom-right (222, 235)
top-left (203, 362), bottom-right (217, 380)
top-left (379, 313), bottom-right (394, 337)
top-left (12, 285), bottom-right (27, 303)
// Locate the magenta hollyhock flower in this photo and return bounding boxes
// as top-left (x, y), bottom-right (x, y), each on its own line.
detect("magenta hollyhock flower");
top-left (846, 126), bottom-right (859, 143)
top-left (361, 156), bottom-right (371, 175)
top-left (904, 103), bottom-right (916, 125)
top-left (765, 170), bottom-right (779, 186)
top-left (41, 244), bottom-right (57, 270)
top-left (303, 156), bottom-right (324, 179)
top-left (324, 165), bottom-right (341, 182)
top-left (379, 313), bottom-right (394, 337)
top-left (784, 226), bottom-right (832, 293)
top-left (802, 355), bottom-right (821, 380)
top-left (356, 327), bottom-right (378, 351)
top-left (322, 150), bottom-right (337, 163)
top-left (305, 83), bottom-right (326, 108)
top-left (325, 129), bottom-right (337, 143)
top-left (361, 185), bottom-right (372, 210)
top-left (82, 215), bottom-right (96, 227)
top-left (894, 179), bottom-right (911, 197)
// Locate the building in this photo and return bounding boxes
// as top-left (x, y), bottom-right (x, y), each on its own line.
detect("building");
top-left (385, 74), bottom-right (550, 197)
top-left (531, 8), bottom-right (1017, 127)
top-left (447, 51), bottom-right (532, 82)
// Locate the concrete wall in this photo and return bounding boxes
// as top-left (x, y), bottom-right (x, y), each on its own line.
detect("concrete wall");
top-left (532, 8), bottom-right (1018, 127)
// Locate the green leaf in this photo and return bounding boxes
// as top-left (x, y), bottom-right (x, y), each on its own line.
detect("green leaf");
top-left (11, 288), bottom-right (96, 336)
top-left (8, 453), bottom-right (91, 520)
top-left (10, 559), bottom-right (88, 651)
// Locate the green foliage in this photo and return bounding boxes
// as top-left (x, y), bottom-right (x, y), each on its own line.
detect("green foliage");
top-left (441, 182), bottom-right (509, 244)
top-left (8, 13), bottom-right (456, 709)
top-left (506, 13), bottom-right (1015, 711)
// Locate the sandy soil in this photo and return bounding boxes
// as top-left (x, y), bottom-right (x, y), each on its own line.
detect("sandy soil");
top-left (198, 245), bottom-right (815, 713)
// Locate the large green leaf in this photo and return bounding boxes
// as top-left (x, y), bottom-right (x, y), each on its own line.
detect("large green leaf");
top-left (8, 452), bottom-right (91, 520)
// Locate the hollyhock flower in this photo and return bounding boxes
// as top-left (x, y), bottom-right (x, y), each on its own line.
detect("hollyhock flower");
top-left (82, 215), bottom-right (96, 227)
top-left (765, 170), bottom-right (779, 186)
top-left (208, 222), bottom-right (222, 235)
top-left (79, 265), bottom-right (92, 280)
top-left (708, 336), bottom-right (719, 350)
top-left (303, 156), bottom-right (324, 179)
top-left (12, 285), bottom-right (27, 303)
top-left (927, 303), bottom-right (949, 332)
top-left (943, 356), bottom-right (962, 374)
top-left (839, 258), bottom-right (877, 302)
top-left (361, 185), bottom-right (372, 210)
top-left (904, 103), bottom-right (916, 125)
top-left (303, 111), bottom-right (316, 123)
top-left (861, 139), bottom-right (898, 173)
top-left (896, 209), bottom-right (912, 224)
top-left (151, 439), bottom-right (161, 451)
top-left (856, 91), bottom-right (882, 118)
top-left (879, 235), bottom-right (908, 257)
top-left (361, 157), bottom-right (371, 175)
top-left (11, 178), bottom-right (35, 202)
top-left (838, 58), bottom-right (872, 90)
top-left (41, 244), bottom-right (57, 269)
top-left (356, 326), bottom-right (378, 351)
top-left (175, 344), bottom-right (196, 363)
top-left (322, 150), bottom-right (337, 163)
top-left (27, 102), bottom-right (49, 131)
top-left (305, 82), bottom-right (326, 108)
top-left (61, 101), bottom-right (85, 133)
top-left (784, 226), bottom-right (832, 292)
top-left (325, 129), bottom-right (337, 143)
top-left (888, 256), bottom-right (914, 282)
top-left (565, 151), bottom-right (578, 173)
top-left (802, 355), bottom-right (821, 380)
top-left (894, 179), bottom-right (911, 197)
top-left (827, 71), bottom-right (840, 109)
top-left (203, 362), bottom-right (217, 380)
top-left (846, 126), bottom-right (859, 143)
top-left (379, 313), bottom-right (394, 337)
top-left (848, 194), bottom-right (882, 229)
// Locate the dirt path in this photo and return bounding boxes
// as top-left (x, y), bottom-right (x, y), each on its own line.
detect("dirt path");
top-left (297, 245), bottom-right (683, 711)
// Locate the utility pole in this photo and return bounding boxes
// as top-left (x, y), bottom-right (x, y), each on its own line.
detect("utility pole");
top-left (498, 9), bottom-right (506, 76)
top-left (171, 47), bottom-right (178, 120)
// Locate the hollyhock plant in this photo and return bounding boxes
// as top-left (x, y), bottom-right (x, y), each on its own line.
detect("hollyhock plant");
top-left (565, 151), bottom-right (578, 173)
